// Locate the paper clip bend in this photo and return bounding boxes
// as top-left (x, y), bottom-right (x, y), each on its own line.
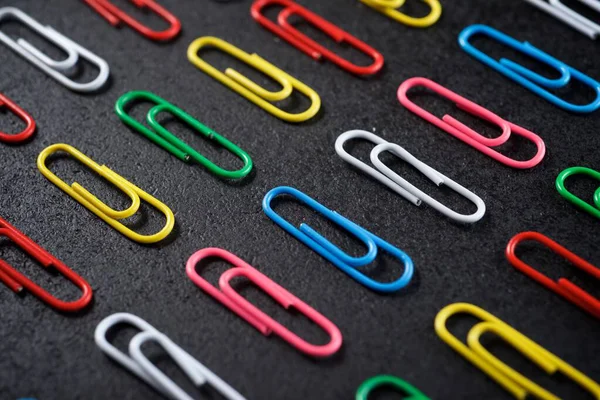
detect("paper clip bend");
top-left (37, 144), bottom-right (175, 244)
top-left (95, 313), bottom-right (247, 400)
top-left (187, 36), bottom-right (321, 123)
top-left (115, 91), bottom-right (253, 180)
top-left (0, 7), bottom-right (110, 93)
top-left (360, 0), bottom-right (442, 28)
top-left (0, 216), bottom-right (92, 312)
top-left (435, 303), bottom-right (600, 399)
top-left (524, 0), bottom-right (600, 39)
top-left (556, 166), bottom-right (600, 220)
top-left (398, 77), bottom-right (546, 169)
top-left (186, 248), bottom-right (343, 358)
top-left (83, 0), bottom-right (181, 41)
top-left (356, 375), bottom-right (430, 400)
top-left (459, 24), bottom-right (600, 114)
top-left (251, 0), bottom-right (384, 76)
top-left (263, 186), bottom-right (414, 293)
top-left (335, 130), bottom-right (486, 223)
top-left (0, 93), bottom-right (36, 143)
top-left (506, 231), bottom-right (600, 319)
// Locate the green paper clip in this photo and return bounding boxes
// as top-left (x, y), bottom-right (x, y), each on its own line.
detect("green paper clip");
top-left (115, 91), bottom-right (253, 179)
top-left (556, 166), bottom-right (600, 220)
top-left (356, 375), bottom-right (430, 400)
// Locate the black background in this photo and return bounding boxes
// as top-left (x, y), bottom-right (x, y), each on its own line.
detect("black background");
top-left (1, 0), bottom-right (599, 399)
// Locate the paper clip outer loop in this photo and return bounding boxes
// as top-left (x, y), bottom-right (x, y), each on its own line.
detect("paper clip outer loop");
top-left (458, 24), bottom-right (600, 114)
top-left (0, 93), bottom-right (36, 143)
top-left (506, 231), bottom-right (600, 319)
top-left (556, 166), bottom-right (600, 220)
top-left (95, 313), bottom-right (247, 400)
top-left (115, 91), bottom-right (253, 180)
top-left (83, 0), bottom-right (181, 41)
top-left (0, 217), bottom-right (92, 312)
top-left (251, 0), bottom-right (384, 76)
top-left (356, 375), bottom-right (430, 400)
top-left (0, 7), bottom-right (110, 93)
top-left (186, 36), bottom-right (321, 123)
top-left (186, 248), bottom-right (342, 358)
top-left (37, 144), bottom-right (175, 244)
top-left (360, 0), bottom-right (442, 28)
top-left (397, 77), bottom-right (546, 169)
top-left (435, 303), bottom-right (600, 399)
top-left (370, 142), bottom-right (486, 223)
top-left (262, 186), bottom-right (414, 293)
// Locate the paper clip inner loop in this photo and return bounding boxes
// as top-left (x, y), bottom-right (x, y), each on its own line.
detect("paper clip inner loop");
top-left (186, 247), bottom-right (343, 358)
top-left (83, 0), bottom-right (181, 41)
top-left (0, 7), bottom-right (110, 92)
top-left (459, 24), bottom-right (600, 114)
top-left (360, 0), bottom-right (442, 28)
top-left (251, 0), bottom-right (384, 75)
top-left (187, 36), bottom-right (321, 123)
top-left (506, 231), bottom-right (600, 319)
top-left (435, 303), bottom-right (600, 399)
top-left (0, 93), bottom-right (36, 143)
top-left (37, 144), bottom-right (175, 244)
top-left (356, 375), bottom-right (430, 400)
top-left (398, 77), bottom-right (546, 169)
top-left (115, 91), bottom-right (253, 180)
top-left (95, 313), bottom-right (247, 400)
top-left (263, 186), bottom-right (414, 293)
top-left (556, 166), bottom-right (600, 220)
top-left (0, 217), bottom-right (92, 312)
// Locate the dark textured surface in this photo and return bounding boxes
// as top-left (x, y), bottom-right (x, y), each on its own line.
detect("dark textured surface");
top-left (1, 0), bottom-right (599, 399)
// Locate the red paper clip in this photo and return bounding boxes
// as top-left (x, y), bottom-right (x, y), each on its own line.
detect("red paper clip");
top-left (0, 217), bottom-right (92, 312)
top-left (83, 0), bottom-right (181, 41)
top-left (0, 93), bottom-right (36, 144)
top-left (251, 0), bottom-right (384, 75)
top-left (186, 248), bottom-right (343, 357)
top-left (506, 231), bottom-right (600, 319)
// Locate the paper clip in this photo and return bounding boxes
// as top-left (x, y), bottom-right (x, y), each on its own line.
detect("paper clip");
top-left (524, 0), bottom-right (600, 39)
top-left (556, 166), bottom-right (600, 220)
top-left (398, 77), bottom-right (546, 169)
top-left (0, 7), bottom-right (110, 93)
top-left (0, 216), bottom-right (92, 312)
top-left (359, 0), bottom-right (442, 28)
top-left (263, 186), bottom-right (414, 293)
top-left (459, 24), bottom-right (600, 114)
top-left (186, 248), bottom-right (343, 358)
top-left (251, 0), bottom-right (384, 75)
top-left (95, 313), bottom-right (247, 400)
top-left (336, 130), bottom-right (486, 223)
top-left (83, 0), bottom-right (181, 41)
top-left (0, 93), bottom-right (36, 143)
top-left (435, 303), bottom-right (600, 399)
top-left (506, 231), bottom-right (600, 319)
top-left (356, 375), bottom-right (430, 400)
top-left (37, 144), bottom-right (175, 244)
top-left (115, 91), bottom-right (253, 180)
top-left (187, 36), bottom-right (321, 123)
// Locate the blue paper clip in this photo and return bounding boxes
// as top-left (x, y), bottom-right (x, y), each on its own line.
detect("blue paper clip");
top-left (262, 186), bottom-right (414, 293)
top-left (459, 24), bottom-right (600, 114)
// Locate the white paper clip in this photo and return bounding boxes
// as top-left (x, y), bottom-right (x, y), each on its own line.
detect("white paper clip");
top-left (335, 130), bottom-right (486, 224)
top-left (0, 7), bottom-right (110, 92)
top-left (95, 313), bottom-right (247, 400)
top-left (524, 0), bottom-right (600, 39)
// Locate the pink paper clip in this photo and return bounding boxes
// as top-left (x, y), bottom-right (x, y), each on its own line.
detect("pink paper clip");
top-left (186, 247), bottom-right (343, 358)
top-left (0, 93), bottom-right (36, 143)
top-left (397, 77), bottom-right (545, 169)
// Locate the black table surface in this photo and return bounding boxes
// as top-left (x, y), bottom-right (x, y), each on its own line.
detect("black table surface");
top-left (1, 0), bottom-right (599, 399)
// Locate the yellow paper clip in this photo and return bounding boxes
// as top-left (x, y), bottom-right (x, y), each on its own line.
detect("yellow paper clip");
top-left (37, 144), bottom-right (175, 244)
top-left (360, 0), bottom-right (442, 28)
top-left (435, 303), bottom-right (600, 399)
top-left (187, 36), bottom-right (321, 123)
